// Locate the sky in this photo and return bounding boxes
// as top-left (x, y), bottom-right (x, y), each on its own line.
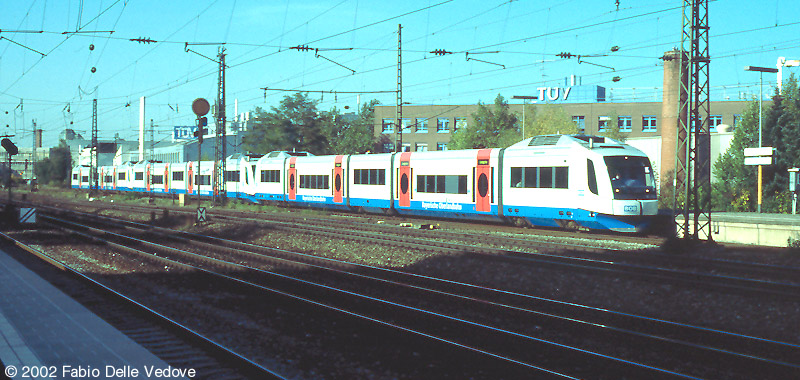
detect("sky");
top-left (1, 0), bottom-right (800, 149)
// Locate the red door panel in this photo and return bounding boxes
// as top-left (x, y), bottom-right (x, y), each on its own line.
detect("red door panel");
top-left (164, 164), bottom-right (170, 193)
top-left (475, 149), bottom-right (492, 212)
top-left (288, 157), bottom-right (297, 201)
top-left (188, 162), bottom-right (194, 195)
top-left (334, 155), bottom-right (344, 203)
top-left (398, 152), bottom-right (411, 208)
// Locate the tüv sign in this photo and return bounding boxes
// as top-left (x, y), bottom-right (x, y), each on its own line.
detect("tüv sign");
top-left (536, 87), bottom-right (572, 101)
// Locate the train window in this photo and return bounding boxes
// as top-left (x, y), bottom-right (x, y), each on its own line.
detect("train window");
top-left (587, 160), bottom-right (598, 195)
top-left (172, 171), bottom-right (184, 181)
top-left (104, 175), bottom-right (113, 183)
top-left (540, 167), bottom-right (553, 188)
top-left (73, 174), bottom-right (78, 180)
top-left (135, 172), bottom-right (144, 181)
top-left (81, 176), bottom-right (89, 182)
top-left (195, 175), bottom-right (211, 186)
top-left (555, 167), bottom-right (568, 189)
top-left (604, 156), bottom-right (657, 200)
top-left (511, 166), bottom-right (567, 189)
top-left (354, 169), bottom-right (386, 185)
top-left (299, 175), bottom-right (330, 189)
top-left (260, 170), bottom-right (280, 183)
top-left (224, 171), bottom-right (240, 182)
top-left (118, 172), bottom-right (126, 181)
top-left (417, 175), bottom-right (467, 194)
top-left (151, 175), bottom-right (164, 185)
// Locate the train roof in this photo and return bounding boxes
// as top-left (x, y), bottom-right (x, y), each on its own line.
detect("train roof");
top-left (508, 134), bottom-right (632, 151)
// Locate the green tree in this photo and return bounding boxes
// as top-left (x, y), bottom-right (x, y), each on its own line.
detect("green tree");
top-left (712, 100), bottom-right (759, 211)
top-left (325, 100), bottom-right (382, 154)
top-left (762, 75), bottom-right (800, 210)
top-left (242, 93), bottom-right (328, 154)
top-left (450, 94), bottom-right (519, 149)
top-left (34, 140), bottom-right (73, 186)
top-left (520, 105), bottom-right (578, 138)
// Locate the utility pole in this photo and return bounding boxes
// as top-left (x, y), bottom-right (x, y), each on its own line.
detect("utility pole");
top-left (213, 47), bottom-right (227, 205)
top-left (395, 24), bottom-right (404, 152)
top-left (150, 118), bottom-right (155, 160)
top-left (31, 119), bottom-right (36, 192)
top-left (674, 0), bottom-right (711, 241)
top-left (92, 98), bottom-right (98, 195)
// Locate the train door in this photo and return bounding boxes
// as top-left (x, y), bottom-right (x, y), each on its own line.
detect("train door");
top-left (333, 155), bottom-right (344, 204)
top-left (146, 164), bottom-right (151, 192)
top-left (113, 168), bottom-right (117, 190)
top-left (164, 164), bottom-right (170, 193)
top-left (397, 152), bottom-right (411, 208)
top-left (475, 149), bottom-right (492, 212)
top-left (188, 162), bottom-right (194, 195)
top-left (100, 169), bottom-right (105, 190)
top-left (288, 157), bottom-right (297, 201)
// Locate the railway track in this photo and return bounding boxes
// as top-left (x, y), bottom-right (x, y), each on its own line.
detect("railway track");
top-left (0, 231), bottom-right (286, 380)
top-left (36, 201), bottom-right (800, 300)
top-left (34, 207), bottom-right (800, 379)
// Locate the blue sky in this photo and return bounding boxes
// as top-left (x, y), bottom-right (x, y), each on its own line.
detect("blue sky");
top-left (2, 0), bottom-right (799, 148)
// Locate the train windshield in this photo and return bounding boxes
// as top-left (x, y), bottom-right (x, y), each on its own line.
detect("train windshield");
top-left (604, 156), bottom-right (656, 200)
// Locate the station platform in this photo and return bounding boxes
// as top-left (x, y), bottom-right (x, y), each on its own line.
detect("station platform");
top-left (0, 246), bottom-right (177, 379)
top-left (676, 212), bottom-right (800, 247)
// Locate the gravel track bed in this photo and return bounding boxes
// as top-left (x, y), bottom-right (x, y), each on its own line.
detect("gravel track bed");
top-left (7, 193), bottom-right (800, 378)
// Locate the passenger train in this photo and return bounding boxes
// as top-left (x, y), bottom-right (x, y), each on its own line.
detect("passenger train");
top-left (71, 135), bottom-right (659, 232)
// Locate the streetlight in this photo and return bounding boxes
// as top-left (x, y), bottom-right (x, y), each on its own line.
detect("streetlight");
top-left (511, 95), bottom-right (537, 139)
top-left (744, 65), bottom-right (778, 213)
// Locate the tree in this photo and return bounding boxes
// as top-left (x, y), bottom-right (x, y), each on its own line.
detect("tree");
top-left (520, 105), bottom-right (578, 138)
top-left (242, 93), bottom-right (328, 154)
top-left (762, 75), bottom-right (800, 204)
top-left (34, 140), bottom-right (73, 186)
top-left (325, 100), bottom-right (382, 154)
top-left (450, 94), bottom-right (519, 149)
top-left (712, 100), bottom-right (759, 211)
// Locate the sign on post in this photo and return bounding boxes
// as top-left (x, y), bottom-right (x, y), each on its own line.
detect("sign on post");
top-left (744, 147), bottom-right (774, 166)
top-left (19, 208), bottom-right (36, 224)
top-left (196, 207), bottom-right (207, 223)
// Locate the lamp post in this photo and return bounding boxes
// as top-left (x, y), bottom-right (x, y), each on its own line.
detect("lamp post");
top-left (744, 66), bottom-right (778, 213)
top-left (511, 95), bottom-right (537, 139)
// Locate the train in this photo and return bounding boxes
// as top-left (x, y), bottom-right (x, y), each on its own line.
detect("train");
top-left (71, 134), bottom-right (659, 232)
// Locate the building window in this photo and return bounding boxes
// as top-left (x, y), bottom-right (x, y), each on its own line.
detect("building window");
top-left (642, 116), bottom-right (657, 132)
top-left (383, 143), bottom-right (394, 152)
top-left (598, 116), bottom-right (610, 132)
top-left (437, 118), bottom-right (450, 133)
top-left (416, 175), bottom-right (468, 194)
top-left (437, 143), bottom-right (448, 151)
top-left (400, 118), bottom-right (411, 134)
top-left (618, 116), bottom-right (632, 132)
top-left (416, 118), bottom-right (428, 133)
top-left (400, 143), bottom-right (411, 152)
top-left (454, 117), bottom-right (467, 131)
top-left (415, 143), bottom-right (428, 152)
top-left (382, 118), bottom-right (394, 133)
top-left (572, 116), bottom-right (585, 134)
top-left (353, 169), bottom-right (386, 185)
top-left (733, 114), bottom-right (741, 130)
top-left (709, 115), bottom-right (723, 132)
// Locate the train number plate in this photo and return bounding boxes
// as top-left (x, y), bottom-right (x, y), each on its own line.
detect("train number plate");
top-left (623, 205), bottom-right (638, 213)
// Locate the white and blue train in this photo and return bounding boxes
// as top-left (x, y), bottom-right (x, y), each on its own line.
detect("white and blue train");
top-left (72, 135), bottom-right (658, 232)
